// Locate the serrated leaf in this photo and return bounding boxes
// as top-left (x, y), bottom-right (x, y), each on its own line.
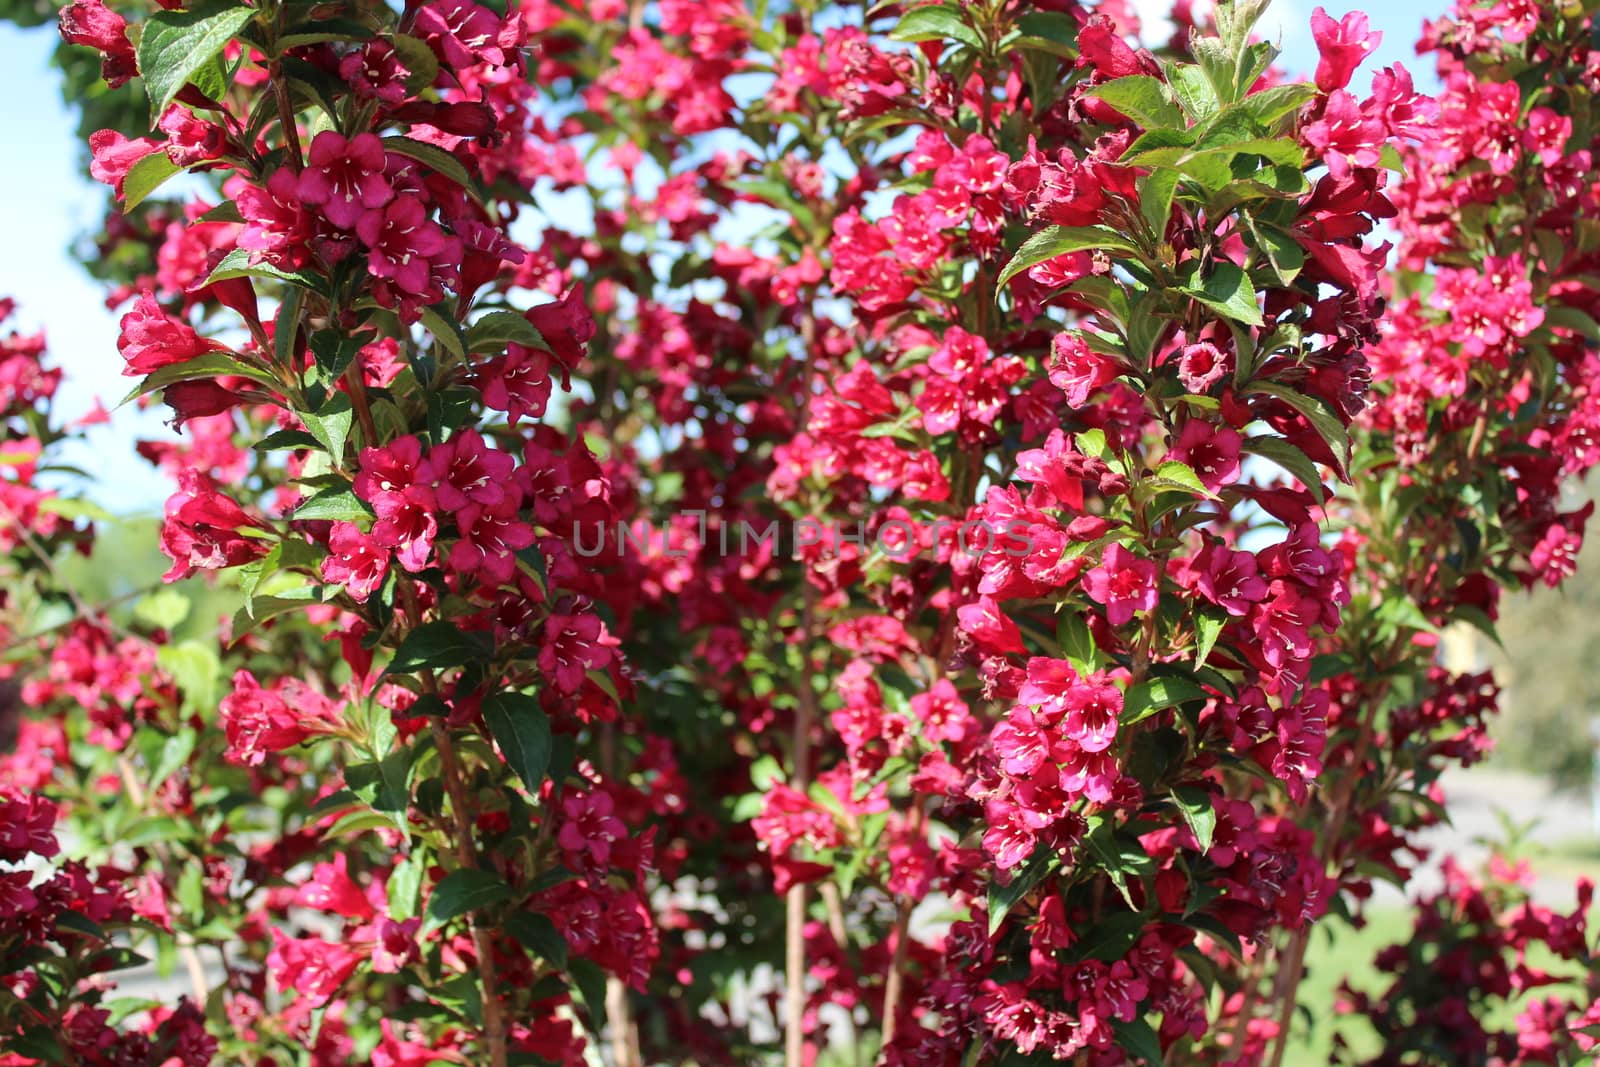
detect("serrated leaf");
top-left (425, 869), bottom-right (514, 932)
top-left (121, 352), bottom-right (280, 406)
top-left (888, 4), bottom-right (983, 51)
top-left (291, 486), bottom-right (371, 522)
top-left (1241, 434), bottom-right (1326, 501)
top-left (1121, 676), bottom-right (1209, 726)
top-left (1193, 610), bottom-right (1226, 669)
top-left (390, 33), bottom-right (440, 95)
top-left (504, 912), bottom-right (567, 967)
top-left (1173, 785), bottom-right (1216, 852)
top-left (388, 621), bottom-right (494, 673)
top-left (202, 247), bottom-right (325, 293)
top-left (419, 304), bottom-right (468, 364)
top-left (123, 151), bottom-right (182, 211)
top-left (1178, 261), bottom-right (1263, 327)
top-left (1055, 610), bottom-right (1096, 672)
top-left (997, 225), bottom-right (1142, 291)
top-left (1086, 75), bottom-right (1184, 130)
top-left (1110, 1018), bottom-right (1164, 1064)
top-left (139, 0), bottom-right (258, 123)
top-left (302, 392), bottom-right (354, 464)
top-left (1069, 910), bottom-right (1148, 961)
top-left (1149, 459), bottom-right (1215, 498)
top-left (1246, 380), bottom-right (1351, 477)
top-left (383, 136), bottom-right (475, 193)
top-left (987, 847), bottom-right (1060, 935)
top-left (482, 690), bottom-right (552, 792)
top-left (466, 310), bottom-right (548, 353)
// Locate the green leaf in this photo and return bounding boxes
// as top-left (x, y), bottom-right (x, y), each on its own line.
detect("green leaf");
top-left (254, 429), bottom-right (321, 452)
top-left (310, 328), bottom-right (370, 381)
top-left (482, 690), bottom-right (552, 792)
top-left (997, 225), bottom-right (1141, 290)
top-left (419, 304), bottom-right (468, 364)
top-left (1241, 434), bottom-right (1326, 501)
top-left (1086, 76), bottom-right (1183, 131)
top-left (123, 151), bottom-right (182, 211)
top-left (1232, 83), bottom-right (1317, 128)
top-left (505, 912), bottom-right (568, 967)
top-left (1245, 381), bottom-right (1351, 477)
top-left (889, 4), bottom-right (983, 51)
top-left (302, 393), bottom-right (354, 464)
top-left (1164, 61), bottom-right (1219, 120)
top-left (1110, 1018), bottom-right (1164, 1065)
top-left (1055, 610), bottom-right (1096, 672)
top-left (149, 728), bottom-right (197, 791)
top-left (1121, 676), bottom-right (1209, 726)
top-left (1085, 821), bottom-right (1154, 908)
top-left (383, 136), bottom-right (476, 193)
top-left (466, 310), bottom-right (548, 354)
top-left (1069, 910), bottom-right (1148, 961)
top-left (1148, 460), bottom-right (1215, 498)
top-left (274, 285), bottom-right (304, 367)
top-left (135, 588), bottom-right (192, 630)
top-left (201, 247), bottom-right (326, 293)
top-left (1139, 167), bottom-right (1180, 237)
top-left (987, 847), bottom-right (1060, 935)
top-left (291, 486), bottom-right (371, 522)
top-left (1193, 610), bottom-right (1226, 669)
top-left (1246, 215), bottom-right (1306, 286)
top-left (139, 0), bottom-right (258, 122)
top-left (1178, 262), bottom-right (1263, 327)
top-left (121, 352), bottom-right (281, 406)
top-left (425, 869), bottom-right (514, 932)
top-left (345, 751), bottom-right (411, 823)
top-left (390, 34), bottom-right (440, 94)
top-left (389, 621), bottom-right (494, 674)
top-left (1173, 785), bottom-right (1216, 852)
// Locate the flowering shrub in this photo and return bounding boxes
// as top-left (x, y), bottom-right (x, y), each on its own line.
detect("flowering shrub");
top-left (3, 0), bottom-right (1600, 1063)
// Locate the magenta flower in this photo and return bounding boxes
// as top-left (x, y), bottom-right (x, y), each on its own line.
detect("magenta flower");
top-left (298, 131), bottom-right (394, 230)
top-left (1046, 332), bottom-right (1118, 408)
top-left (355, 194), bottom-right (449, 296)
top-left (116, 292), bottom-right (214, 375)
top-left (1177, 342), bottom-right (1230, 394)
top-left (1083, 543), bottom-right (1158, 626)
top-left (1310, 6), bottom-right (1380, 93)
top-left (1167, 420), bottom-right (1242, 492)
top-left (321, 521), bottom-right (390, 602)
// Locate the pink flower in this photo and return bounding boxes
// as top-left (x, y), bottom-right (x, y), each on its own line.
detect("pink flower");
top-left (558, 790), bottom-right (627, 866)
top-left (340, 40), bottom-right (412, 104)
top-left (1177, 342), bottom-right (1229, 393)
top-left (1303, 91), bottom-right (1386, 179)
top-left (219, 669), bottom-right (335, 765)
top-left (1083, 543), bottom-right (1158, 626)
top-left (415, 429), bottom-right (516, 511)
top-left (1522, 106), bottom-right (1572, 167)
top-left (356, 195), bottom-right (451, 296)
top-left (525, 286), bottom-right (596, 370)
top-left (1192, 544), bottom-right (1269, 616)
top-left (298, 131), bottom-right (394, 230)
top-left (538, 612), bottom-right (615, 694)
top-left (87, 130), bottom-right (158, 200)
top-left (267, 931), bottom-right (362, 1007)
top-left (1047, 332), bottom-right (1118, 407)
top-left (956, 595), bottom-right (1027, 655)
top-left (414, 0), bottom-right (523, 69)
top-left (159, 469), bottom-right (270, 582)
top-left (448, 496), bottom-right (535, 586)
top-left (58, 0), bottom-right (137, 88)
top-left (237, 168), bottom-right (315, 269)
top-left (1166, 420), bottom-right (1242, 492)
top-left (1310, 7), bottom-right (1379, 93)
top-left (321, 522), bottom-right (390, 601)
top-left (116, 292), bottom-right (216, 375)
top-left (475, 345), bottom-right (554, 425)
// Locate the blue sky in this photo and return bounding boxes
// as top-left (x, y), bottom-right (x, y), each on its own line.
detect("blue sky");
top-left (0, 0), bottom-right (1444, 512)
